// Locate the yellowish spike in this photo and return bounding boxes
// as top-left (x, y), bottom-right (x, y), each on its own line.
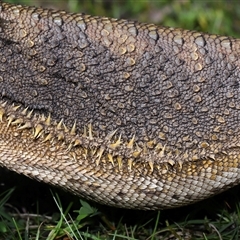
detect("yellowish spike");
top-left (21, 107), bottom-right (28, 115)
top-left (164, 163), bottom-right (169, 171)
top-left (168, 159), bottom-right (175, 166)
top-left (73, 138), bottom-right (81, 147)
top-left (91, 147), bottom-right (97, 156)
top-left (109, 134), bottom-right (122, 149)
top-left (12, 118), bottom-right (23, 125)
top-left (147, 140), bottom-right (155, 149)
top-left (70, 152), bottom-right (77, 161)
top-left (155, 143), bottom-right (163, 151)
top-left (117, 156), bottom-right (123, 170)
top-left (7, 115), bottom-right (15, 128)
top-left (26, 109), bottom-right (33, 118)
top-left (127, 135), bottom-right (135, 148)
top-left (83, 126), bottom-right (87, 137)
top-left (57, 119), bottom-right (63, 130)
top-left (136, 144), bottom-right (142, 152)
top-left (209, 153), bottom-right (216, 160)
top-left (70, 121), bottom-right (76, 135)
top-left (83, 148), bottom-right (88, 159)
top-left (43, 133), bottom-right (53, 142)
top-left (178, 160), bottom-right (183, 170)
top-left (63, 122), bottom-right (69, 132)
top-left (96, 147), bottom-right (105, 166)
top-left (159, 144), bottom-right (166, 157)
top-left (88, 123), bottom-right (93, 140)
top-left (12, 105), bottom-right (21, 111)
top-left (67, 143), bottom-right (73, 151)
top-left (45, 114), bottom-right (51, 125)
top-left (18, 122), bottom-right (32, 130)
top-left (40, 114), bottom-right (46, 122)
top-left (148, 161), bottom-right (154, 173)
top-left (0, 108), bottom-right (5, 122)
top-left (127, 158), bottom-right (133, 171)
top-left (57, 132), bottom-right (64, 141)
top-left (132, 151), bottom-right (141, 158)
top-left (1, 102), bottom-right (7, 107)
top-left (107, 153), bottom-right (114, 166)
top-left (143, 145), bottom-right (148, 154)
top-left (106, 129), bottom-right (118, 141)
top-left (132, 143), bottom-right (142, 158)
top-left (34, 124), bottom-right (43, 138)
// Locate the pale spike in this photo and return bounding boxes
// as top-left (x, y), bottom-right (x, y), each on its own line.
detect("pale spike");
top-left (178, 160), bottom-right (183, 171)
top-left (45, 114), bottom-right (51, 125)
top-left (127, 158), bottom-right (133, 171)
top-left (155, 143), bottom-right (163, 151)
top-left (127, 135), bottom-right (135, 148)
top-left (40, 114), bottom-right (46, 121)
top-left (57, 132), bottom-right (64, 141)
top-left (63, 122), bottom-right (69, 132)
top-left (147, 140), bottom-right (155, 149)
top-left (70, 152), bottom-right (77, 161)
top-left (12, 118), bottom-right (23, 125)
top-left (209, 153), bottom-right (215, 160)
top-left (57, 119), bottom-right (63, 130)
top-left (110, 134), bottom-right (122, 149)
top-left (164, 163), bottom-right (169, 171)
top-left (136, 143), bottom-right (142, 153)
top-left (91, 147), bottom-right (97, 156)
top-left (83, 126), bottom-right (87, 137)
top-left (83, 148), bottom-right (88, 159)
top-left (96, 147), bottom-right (105, 164)
top-left (168, 159), bottom-right (175, 166)
top-left (132, 151), bottom-right (141, 158)
top-left (18, 122), bottom-right (32, 130)
top-left (1, 102), bottom-right (7, 107)
top-left (43, 133), bottom-right (53, 143)
top-left (34, 124), bottom-right (43, 138)
top-left (73, 138), bottom-right (81, 147)
top-left (117, 156), bottom-right (123, 170)
top-left (148, 161), bottom-right (154, 173)
top-left (67, 143), bottom-right (73, 152)
top-left (107, 153), bottom-right (114, 166)
top-left (132, 144), bottom-right (142, 158)
top-left (70, 121), bottom-right (77, 135)
top-left (7, 115), bottom-right (15, 128)
top-left (143, 145), bottom-right (147, 154)
top-left (21, 107), bottom-right (29, 115)
top-left (159, 144), bottom-right (166, 157)
top-left (12, 105), bottom-right (21, 111)
top-left (0, 108), bottom-right (5, 122)
top-left (26, 109), bottom-right (33, 118)
top-left (88, 123), bottom-right (93, 140)
top-left (106, 129), bottom-right (118, 141)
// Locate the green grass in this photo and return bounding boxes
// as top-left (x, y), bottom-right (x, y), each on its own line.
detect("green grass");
top-left (1, 0), bottom-right (240, 239)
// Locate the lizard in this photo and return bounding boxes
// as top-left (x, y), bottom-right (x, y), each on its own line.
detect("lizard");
top-left (0, 1), bottom-right (239, 210)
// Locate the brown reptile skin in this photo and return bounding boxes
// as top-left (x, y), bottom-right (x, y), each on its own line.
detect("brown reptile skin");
top-left (0, 2), bottom-right (240, 210)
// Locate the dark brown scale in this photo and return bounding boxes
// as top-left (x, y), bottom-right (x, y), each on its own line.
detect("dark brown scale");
top-left (0, 2), bottom-right (239, 209)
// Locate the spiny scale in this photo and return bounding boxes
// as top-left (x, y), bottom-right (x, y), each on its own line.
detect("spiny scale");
top-left (0, 2), bottom-right (240, 210)
top-left (0, 100), bottom-right (170, 172)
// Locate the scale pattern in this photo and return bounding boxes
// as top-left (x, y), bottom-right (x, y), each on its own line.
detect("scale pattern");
top-left (0, 2), bottom-right (239, 209)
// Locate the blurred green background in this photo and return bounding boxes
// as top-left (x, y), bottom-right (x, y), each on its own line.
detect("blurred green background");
top-left (5, 0), bottom-right (240, 37)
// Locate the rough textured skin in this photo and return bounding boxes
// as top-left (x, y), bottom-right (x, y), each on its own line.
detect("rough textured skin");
top-left (0, 2), bottom-right (239, 210)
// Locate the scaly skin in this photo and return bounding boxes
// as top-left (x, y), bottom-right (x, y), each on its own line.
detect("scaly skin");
top-left (0, 2), bottom-right (239, 210)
